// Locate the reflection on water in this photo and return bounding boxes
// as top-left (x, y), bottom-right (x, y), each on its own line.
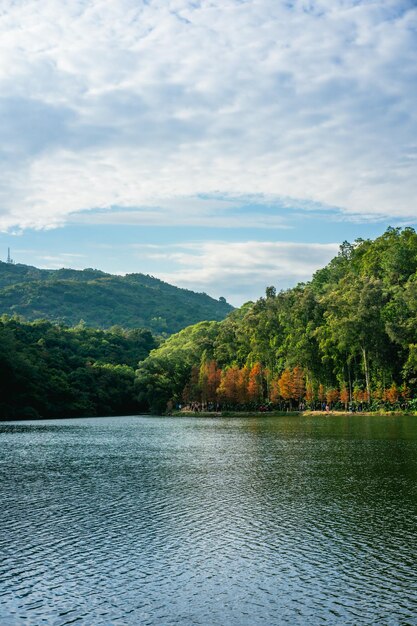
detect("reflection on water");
top-left (1, 415), bottom-right (417, 625)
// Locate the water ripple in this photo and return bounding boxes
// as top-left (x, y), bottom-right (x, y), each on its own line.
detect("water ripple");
top-left (1, 415), bottom-right (417, 625)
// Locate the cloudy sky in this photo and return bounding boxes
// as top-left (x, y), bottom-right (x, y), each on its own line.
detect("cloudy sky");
top-left (1, 0), bottom-right (416, 304)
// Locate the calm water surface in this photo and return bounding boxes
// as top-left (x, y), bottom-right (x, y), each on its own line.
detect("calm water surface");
top-left (1, 415), bottom-right (417, 625)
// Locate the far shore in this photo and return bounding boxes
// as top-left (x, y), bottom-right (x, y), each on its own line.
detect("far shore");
top-left (171, 409), bottom-right (416, 418)
top-left (2, 410), bottom-right (415, 422)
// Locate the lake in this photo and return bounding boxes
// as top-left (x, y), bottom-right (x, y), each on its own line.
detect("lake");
top-left (1, 415), bottom-right (417, 625)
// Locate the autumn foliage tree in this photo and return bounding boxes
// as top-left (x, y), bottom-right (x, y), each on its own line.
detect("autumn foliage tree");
top-left (239, 366), bottom-right (250, 404)
top-left (340, 385), bottom-right (349, 409)
top-left (278, 369), bottom-right (293, 406)
top-left (384, 383), bottom-right (399, 405)
top-left (269, 375), bottom-right (281, 404)
top-left (247, 362), bottom-right (264, 403)
top-left (291, 366), bottom-right (305, 404)
top-left (353, 387), bottom-right (368, 404)
top-left (217, 366), bottom-right (244, 405)
top-left (326, 388), bottom-right (339, 407)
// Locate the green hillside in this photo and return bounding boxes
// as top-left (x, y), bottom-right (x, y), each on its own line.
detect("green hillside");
top-left (0, 317), bottom-right (157, 419)
top-left (136, 227), bottom-right (417, 412)
top-left (0, 262), bottom-right (233, 334)
top-left (4, 227), bottom-right (417, 419)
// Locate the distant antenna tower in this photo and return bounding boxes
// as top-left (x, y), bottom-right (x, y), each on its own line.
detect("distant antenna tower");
top-left (7, 247), bottom-right (14, 264)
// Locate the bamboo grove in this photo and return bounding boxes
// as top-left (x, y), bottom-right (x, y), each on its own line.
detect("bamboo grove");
top-left (136, 228), bottom-right (417, 413)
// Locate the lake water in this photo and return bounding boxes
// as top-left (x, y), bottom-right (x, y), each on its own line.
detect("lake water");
top-left (1, 415), bottom-right (417, 625)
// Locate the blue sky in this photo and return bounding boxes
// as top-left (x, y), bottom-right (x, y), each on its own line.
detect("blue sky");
top-left (1, 0), bottom-right (416, 305)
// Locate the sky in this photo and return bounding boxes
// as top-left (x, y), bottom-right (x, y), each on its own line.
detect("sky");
top-left (0, 0), bottom-right (416, 305)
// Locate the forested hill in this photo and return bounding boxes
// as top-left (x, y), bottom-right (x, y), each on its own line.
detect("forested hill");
top-left (0, 318), bottom-right (157, 419)
top-left (136, 227), bottom-right (417, 412)
top-left (0, 261), bottom-right (233, 334)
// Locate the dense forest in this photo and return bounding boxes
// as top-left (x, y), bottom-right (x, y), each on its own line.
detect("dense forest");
top-left (0, 317), bottom-right (156, 419)
top-left (136, 228), bottom-right (417, 413)
top-left (3, 228), bottom-right (417, 419)
top-left (0, 262), bottom-right (233, 334)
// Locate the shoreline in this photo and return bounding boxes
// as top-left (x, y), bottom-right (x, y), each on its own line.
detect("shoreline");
top-left (1, 410), bottom-right (415, 422)
top-left (172, 409), bottom-right (416, 418)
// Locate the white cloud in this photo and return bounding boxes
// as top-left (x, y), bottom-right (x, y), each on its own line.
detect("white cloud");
top-left (19, 252), bottom-right (88, 269)
top-left (0, 0), bottom-right (416, 230)
top-left (70, 199), bottom-right (291, 228)
top-left (146, 240), bottom-right (340, 304)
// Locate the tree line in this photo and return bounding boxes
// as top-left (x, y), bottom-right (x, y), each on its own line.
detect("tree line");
top-left (3, 227), bottom-right (417, 418)
top-left (0, 317), bottom-right (157, 419)
top-left (182, 360), bottom-right (412, 411)
top-left (136, 227), bottom-right (417, 413)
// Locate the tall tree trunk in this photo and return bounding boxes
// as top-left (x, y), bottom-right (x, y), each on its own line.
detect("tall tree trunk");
top-left (347, 360), bottom-right (352, 403)
top-left (362, 347), bottom-right (371, 404)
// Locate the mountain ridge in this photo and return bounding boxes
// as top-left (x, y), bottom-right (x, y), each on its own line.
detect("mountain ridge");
top-left (0, 261), bottom-right (233, 334)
